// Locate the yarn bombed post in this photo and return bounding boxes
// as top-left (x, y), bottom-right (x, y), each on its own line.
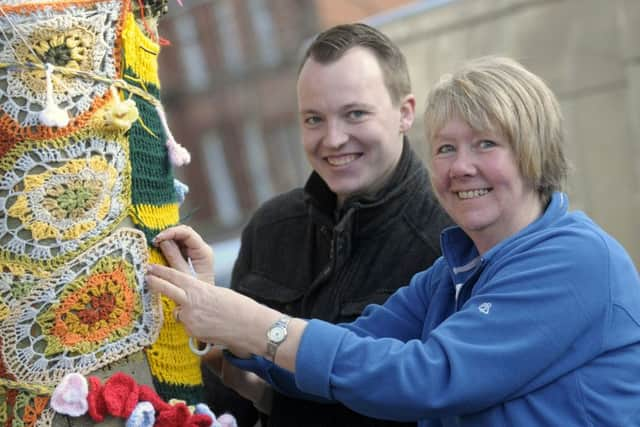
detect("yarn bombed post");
top-left (0, 1), bottom-right (221, 425)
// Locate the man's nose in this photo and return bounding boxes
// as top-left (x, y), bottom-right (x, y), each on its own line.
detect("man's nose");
top-left (325, 120), bottom-right (348, 148)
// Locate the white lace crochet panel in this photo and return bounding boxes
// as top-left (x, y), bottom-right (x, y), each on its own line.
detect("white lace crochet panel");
top-left (0, 134), bottom-right (130, 265)
top-left (0, 269), bottom-right (41, 321)
top-left (0, 0), bottom-right (122, 126)
top-left (0, 227), bottom-right (162, 386)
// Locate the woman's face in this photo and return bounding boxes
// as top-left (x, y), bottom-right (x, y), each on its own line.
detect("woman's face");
top-left (429, 116), bottom-right (543, 253)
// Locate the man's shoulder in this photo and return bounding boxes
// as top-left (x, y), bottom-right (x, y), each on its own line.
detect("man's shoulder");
top-left (402, 186), bottom-right (451, 229)
top-left (250, 187), bottom-right (309, 226)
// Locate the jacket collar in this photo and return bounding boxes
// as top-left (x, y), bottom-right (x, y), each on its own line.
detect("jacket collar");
top-left (303, 137), bottom-right (429, 236)
top-left (440, 191), bottom-right (569, 283)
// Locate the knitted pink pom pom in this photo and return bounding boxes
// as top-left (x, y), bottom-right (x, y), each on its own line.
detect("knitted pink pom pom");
top-left (50, 373), bottom-right (89, 417)
top-left (155, 103), bottom-right (191, 166)
top-left (217, 413), bottom-right (238, 427)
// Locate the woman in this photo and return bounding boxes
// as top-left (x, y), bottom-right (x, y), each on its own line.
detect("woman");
top-left (147, 56), bottom-right (640, 426)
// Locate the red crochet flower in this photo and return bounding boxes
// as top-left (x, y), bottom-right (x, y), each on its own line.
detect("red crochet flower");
top-left (102, 372), bottom-right (140, 418)
top-left (87, 376), bottom-right (107, 422)
top-left (85, 372), bottom-right (213, 426)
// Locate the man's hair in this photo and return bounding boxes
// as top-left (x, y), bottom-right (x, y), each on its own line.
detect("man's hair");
top-left (424, 56), bottom-right (568, 206)
top-left (299, 23), bottom-right (411, 105)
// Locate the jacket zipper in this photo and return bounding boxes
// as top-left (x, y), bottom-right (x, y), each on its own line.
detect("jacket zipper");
top-left (455, 259), bottom-right (485, 311)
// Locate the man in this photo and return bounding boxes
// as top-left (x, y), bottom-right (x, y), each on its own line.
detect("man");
top-left (203, 23), bottom-right (451, 426)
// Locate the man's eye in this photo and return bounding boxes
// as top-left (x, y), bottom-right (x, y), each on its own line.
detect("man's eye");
top-left (347, 110), bottom-right (366, 120)
top-left (304, 116), bottom-right (321, 126)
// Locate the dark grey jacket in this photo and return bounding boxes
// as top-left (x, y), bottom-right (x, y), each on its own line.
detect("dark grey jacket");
top-left (203, 139), bottom-right (451, 427)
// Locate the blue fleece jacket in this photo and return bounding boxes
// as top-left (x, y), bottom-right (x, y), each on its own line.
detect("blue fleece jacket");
top-left (228, 192), bottom-right (640, 426)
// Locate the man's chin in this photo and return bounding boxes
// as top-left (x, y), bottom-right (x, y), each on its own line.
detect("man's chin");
top-left (329, 183), bottom-right (359, 198)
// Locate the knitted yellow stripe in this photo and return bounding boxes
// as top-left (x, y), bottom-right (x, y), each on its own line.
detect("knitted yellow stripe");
top-left (122, 12), bottom-right (160, 87)
top-left (145, 248), bottom-right (203, 386)
top-left (0, 262), bottom-right (50, 278)
top-left (0, 301), bottom-right (9, 322)
top-left (0, 378), bottom-right (52, 395)
top-left (130, 203), bottom-right (180, 232)
top-left (148, 247), bottom-right (168, 265)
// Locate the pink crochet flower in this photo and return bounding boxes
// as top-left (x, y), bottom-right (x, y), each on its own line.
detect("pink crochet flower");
top-left (50, 373), bottom-right (89, 417)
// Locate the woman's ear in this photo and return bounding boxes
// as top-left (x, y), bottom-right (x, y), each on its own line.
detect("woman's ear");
top-left (399, 94), bottom-right (416, 133)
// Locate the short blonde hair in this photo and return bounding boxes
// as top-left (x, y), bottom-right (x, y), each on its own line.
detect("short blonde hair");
top-left (424, 56), bottom-right (568, 205)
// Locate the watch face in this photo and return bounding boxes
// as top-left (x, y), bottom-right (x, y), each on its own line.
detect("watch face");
top-left (268, 326), bottom-right (286, 342)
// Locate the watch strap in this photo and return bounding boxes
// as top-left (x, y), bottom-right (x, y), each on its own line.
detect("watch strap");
top-left (266, 315), bottom-right (291, 362)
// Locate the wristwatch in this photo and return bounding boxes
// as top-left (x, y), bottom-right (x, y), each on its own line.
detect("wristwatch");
top-left (266, 315), bottom-right (291, 362)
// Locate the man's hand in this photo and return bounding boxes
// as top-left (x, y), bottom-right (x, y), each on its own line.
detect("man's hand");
top-left (201, 346), bottom-right (225, 377)
top-left (202, 347), bottom-right (273, 414)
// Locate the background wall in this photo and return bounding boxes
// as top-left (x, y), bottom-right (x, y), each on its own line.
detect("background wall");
top-left (374, 0), bottom-right (640, 267)
top-left (159, 0), bottom-right (639, 269)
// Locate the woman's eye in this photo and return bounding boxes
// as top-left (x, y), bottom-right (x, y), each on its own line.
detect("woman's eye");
top-left (478, 139), bottom-right (497, 149)
top-left (435, 144), bottom-right (455, 155)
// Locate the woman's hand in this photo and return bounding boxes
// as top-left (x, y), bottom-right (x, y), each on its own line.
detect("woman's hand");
top-left (146, 263), bottom-right (258, 352)
top-left (153, 225), bottom-right (215, 284)
top-left (146, 262), bottom-right (306, 373)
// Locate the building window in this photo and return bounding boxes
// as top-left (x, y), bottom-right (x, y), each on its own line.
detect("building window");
top-left (201, 131), bottom-right (241, 227)
top-left (173, 13), bottom-right (209, 90)
top-left (213, 0), bottom-right (245, 73)
top-left (247, 0), bottom-right (281, 67)
top-left (268, 123), bottom-right (307, 190)
top-left (242, 118), bottom-right (274, 205)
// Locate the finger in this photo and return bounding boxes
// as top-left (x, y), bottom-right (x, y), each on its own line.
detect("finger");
top-left (147, 264), bottom-right (200, 289)
top-left (172, 306), bottom-right (182, 322)
top-left (145, 269), bottom-right (189, 306)
top-left (157, 240), bottom-right (191, 273)
top-left (155, 225), bottom-right (208, 251)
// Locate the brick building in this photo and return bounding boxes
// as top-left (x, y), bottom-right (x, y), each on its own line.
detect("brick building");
top-left (157, 0), bottom-right (416, 241)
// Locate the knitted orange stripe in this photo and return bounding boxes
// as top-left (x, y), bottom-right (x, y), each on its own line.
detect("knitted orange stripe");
top-left (0, 0), bottom-right (129, 143)
top-left (52, 266), bottom-right (135, 346)
top-left (1, 0), bottom-right (129, 15)
top-left (19, 395), bottom-right (49, 426)
top-left (0, 92), bottom-right (112, 145)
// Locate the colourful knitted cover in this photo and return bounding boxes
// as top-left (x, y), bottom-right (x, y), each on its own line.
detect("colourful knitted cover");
top-left (0, 1), bottom-right (202, 425)
top-left (120, 9), bottom-right (204, 405)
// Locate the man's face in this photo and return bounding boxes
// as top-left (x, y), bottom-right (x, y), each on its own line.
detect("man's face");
top-left (296, 47), bottom-right (414, 204)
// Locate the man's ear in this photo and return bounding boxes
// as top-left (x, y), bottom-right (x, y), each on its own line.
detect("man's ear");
top-left (399, 94), bottom-right (416, 133)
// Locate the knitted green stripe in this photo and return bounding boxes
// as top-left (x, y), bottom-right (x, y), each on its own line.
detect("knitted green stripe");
top-left (124, 67), bottom-right (177, 206)
top-left (152, 378), bottom-right (205, 406)
top-left (131, 220), bottom-right (178, 245)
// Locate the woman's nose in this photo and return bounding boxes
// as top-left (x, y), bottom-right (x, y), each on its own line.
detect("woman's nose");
top-left (449, 150), bottom-right (476, 178)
